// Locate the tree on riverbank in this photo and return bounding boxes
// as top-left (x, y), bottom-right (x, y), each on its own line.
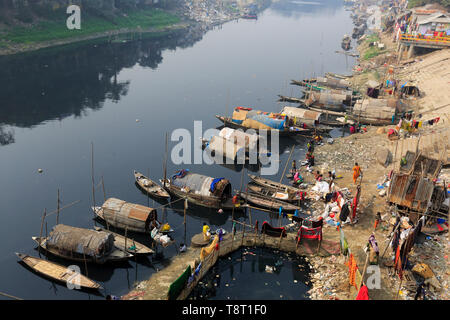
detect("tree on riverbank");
top-left (407, 0), bottom-right (450, 9)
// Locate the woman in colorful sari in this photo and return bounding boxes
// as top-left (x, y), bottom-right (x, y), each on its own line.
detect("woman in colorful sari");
top-left (352, 162), bottom-right (362, 185)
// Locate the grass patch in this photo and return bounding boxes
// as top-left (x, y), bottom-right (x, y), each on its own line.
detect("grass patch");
top-left (3, 8), bottom-right (180, 44)
top-left (363, 46), bottom-right (383, 60)
top-left (365, 33), bottom-right (380, 44)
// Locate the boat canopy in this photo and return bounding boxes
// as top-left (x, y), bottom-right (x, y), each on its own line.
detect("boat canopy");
top-left (232, 107), bottom-right (286, 130)
top-left (316, 76), bottom-right (350, 89)
top-left (218, 127), bottom-right (259, 150)
top-left (207, 135), bottom-right (245, 161)
top-left (171, 171), bottom-right (231, 198)
top-left (47, 224), bottom-right (114, 261)
top-left (281, 106), bottom-right (323, 126)
top-left (352, 98), bottom-right (406, 120)
top-left (306, 91), bottom-right (348, 107)
top-left (101, 198), bottom-right (156, 232)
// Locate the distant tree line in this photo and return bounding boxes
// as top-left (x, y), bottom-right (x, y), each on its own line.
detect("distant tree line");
top-left (0, 0), bottom-right (183, 25)
top-left (407, 0), bottom-right (450, 9)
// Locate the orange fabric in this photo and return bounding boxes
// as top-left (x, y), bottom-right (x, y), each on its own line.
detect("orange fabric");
top-left (347, 254), bottom-right (358, 288)
top-left (352, 166), bottom-right (361, 183)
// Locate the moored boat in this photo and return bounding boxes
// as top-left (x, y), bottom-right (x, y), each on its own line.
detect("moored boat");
top-left (93, 226), bottom-right (154, 255)
top-left (239, 191), bottom-right (302, 213)
top-left (134, 170), bottom-right (170, 199)
top-left (248, 174), bottom-right (300, 194)
top-left (92, 198), bottom-right (158, 233)
top-left (161, 169), bottom-right (242, 210)
top-left (32, 224), bottom-right (133, 264)
top-left (16, 252), bottom-right (102, 290)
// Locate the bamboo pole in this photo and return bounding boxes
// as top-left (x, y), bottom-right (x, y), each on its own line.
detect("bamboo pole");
top-left (359, 249), bottom-right (370, 291)
top-left (163, 133), bottom-right (168, 188)
top-left (38, 208), bottom-right (47, 254)
top-left (101, 176), bottom-right (106, 203)
top-left (147, 169), bottom-right (150, 208)
top-left (56, 189), bottom-right (60, 225)
top-left (125, 227), bottom-right (128, 252)
top-left (83, 251), bottom-right (89, 278)
top-left (184, 198), bottom-right (187, 246)
top-left (0, 291), bottom-right (23, 301)
top-left (91, 142), bottom-right (96, 216)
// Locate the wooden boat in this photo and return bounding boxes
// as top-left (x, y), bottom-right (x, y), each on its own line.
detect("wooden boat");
top-left (16, 253), bottom-right (102, 290)
top-left (134, 170), bottom-right (170, 199)
top-left (247, 184), bottom-right (302, 204)
top-left (93, 227), bottom-right (154, 255)
top-left (160, 171), bottom-right (243, 211)
top-left (93, 198), bottom-right (158, 233)
top-left (248, 174), bottom-right (300, 194)
top-left (261, 221), bottom-right (287, 237)
top-left (239, 191), bottom-right (301, 212)
top-left (32, 224), bottom-right (133, 264)
top-left (215, 115), bottom-right (313, 137)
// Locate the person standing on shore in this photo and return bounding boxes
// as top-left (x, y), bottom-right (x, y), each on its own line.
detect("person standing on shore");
top-left (352, 162), bottom-right (362, 185)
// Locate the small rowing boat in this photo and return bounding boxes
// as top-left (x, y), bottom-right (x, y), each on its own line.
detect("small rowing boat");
top-left (248, 174), bottom-right (299, 194)
top-left (93, 227), bottom-right (154, 255)
top-left (247, 184), bottom-right (302, 204)
top-left (239, 191), bottom-right (301, 212)
top-left (134, 170), bottom-right (170, 199)
top-left (16, 252), bottom-right (102, 290)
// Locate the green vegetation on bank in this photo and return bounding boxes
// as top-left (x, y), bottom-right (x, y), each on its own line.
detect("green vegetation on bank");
top-left (407, 0), bottom-right (450, 9)
top-left (2, 8), bottom-right (180, 44)
top-left (362, 33), bottom-right (385, 60)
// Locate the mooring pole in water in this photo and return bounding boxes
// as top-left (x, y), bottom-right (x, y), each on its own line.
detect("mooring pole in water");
top-left (184, 198), bottom-right (187, 246)
top-left (56, 189), bottom-right (60, 225)
top-left (163, 133), bottom-right (168, 188)
top-left (101, 176), bottom-right (106, 203)
top-left (0, 291), bottom-right (23, 301)
top-left (91, 142), bottom-right (96, 216)
top-left (38, 208), bottom-right (47, 255)
top-left (83, 250), bottom-right (88, 278)
top-left (147, 168), bottom-right (150, 208)
top-left (125, 227), bottom-right (128, 252)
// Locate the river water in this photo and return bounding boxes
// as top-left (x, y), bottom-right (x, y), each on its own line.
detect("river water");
top-left (0, 0), bottom-right (355, 300)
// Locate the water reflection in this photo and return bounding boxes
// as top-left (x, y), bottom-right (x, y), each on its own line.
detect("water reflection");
top-left (0, 25), bottom-right (207, 145)
top-left (271, 0), bottom-right (343, 18)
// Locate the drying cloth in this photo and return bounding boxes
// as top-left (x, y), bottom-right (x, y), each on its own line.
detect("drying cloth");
top-left (356, 285), bottom-right (369, 300)
top-left (210, 178), bottom-right (224, 192)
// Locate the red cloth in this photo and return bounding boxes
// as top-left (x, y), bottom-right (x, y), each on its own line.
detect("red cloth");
top-left (297, 226), bottom-right (322, 242)
top-left (356, 285), bottom-right (369, 300)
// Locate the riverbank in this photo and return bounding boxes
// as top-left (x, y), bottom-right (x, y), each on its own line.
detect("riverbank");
top-left (304, 2), bottom-right (449, 300)
top-left (0, 0), bottom-right (261, 57)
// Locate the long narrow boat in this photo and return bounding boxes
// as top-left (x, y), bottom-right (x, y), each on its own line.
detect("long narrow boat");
top-left (93, 227), bottom-right (154, 256)
top-left (239, 191), bottom-right (301, 212)
top-left (16, 253), bottom-right (102, 290)
top-left (248, 174), bottom-right (300, 194)
top-left (215, 115), bottom-right (313, 137)
top-left (134, 170), bottom-right (170, 199)
top-left (247, 184), bottom-right (302, 204)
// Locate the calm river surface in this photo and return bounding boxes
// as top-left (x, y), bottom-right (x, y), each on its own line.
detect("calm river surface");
top-left (0, 0), bottom-right (355, 299)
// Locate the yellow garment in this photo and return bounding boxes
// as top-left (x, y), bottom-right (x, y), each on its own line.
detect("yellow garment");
top-left (160, 223), bottom-right (171, 232)
top-left (203, 225), bottom-right (211, 241)
top-left (418, 121), bottom-right (422, 128)
top-left (200, 235), bottom-right (219, 261)
top-left (203, 225), bottom-right (210, 234)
